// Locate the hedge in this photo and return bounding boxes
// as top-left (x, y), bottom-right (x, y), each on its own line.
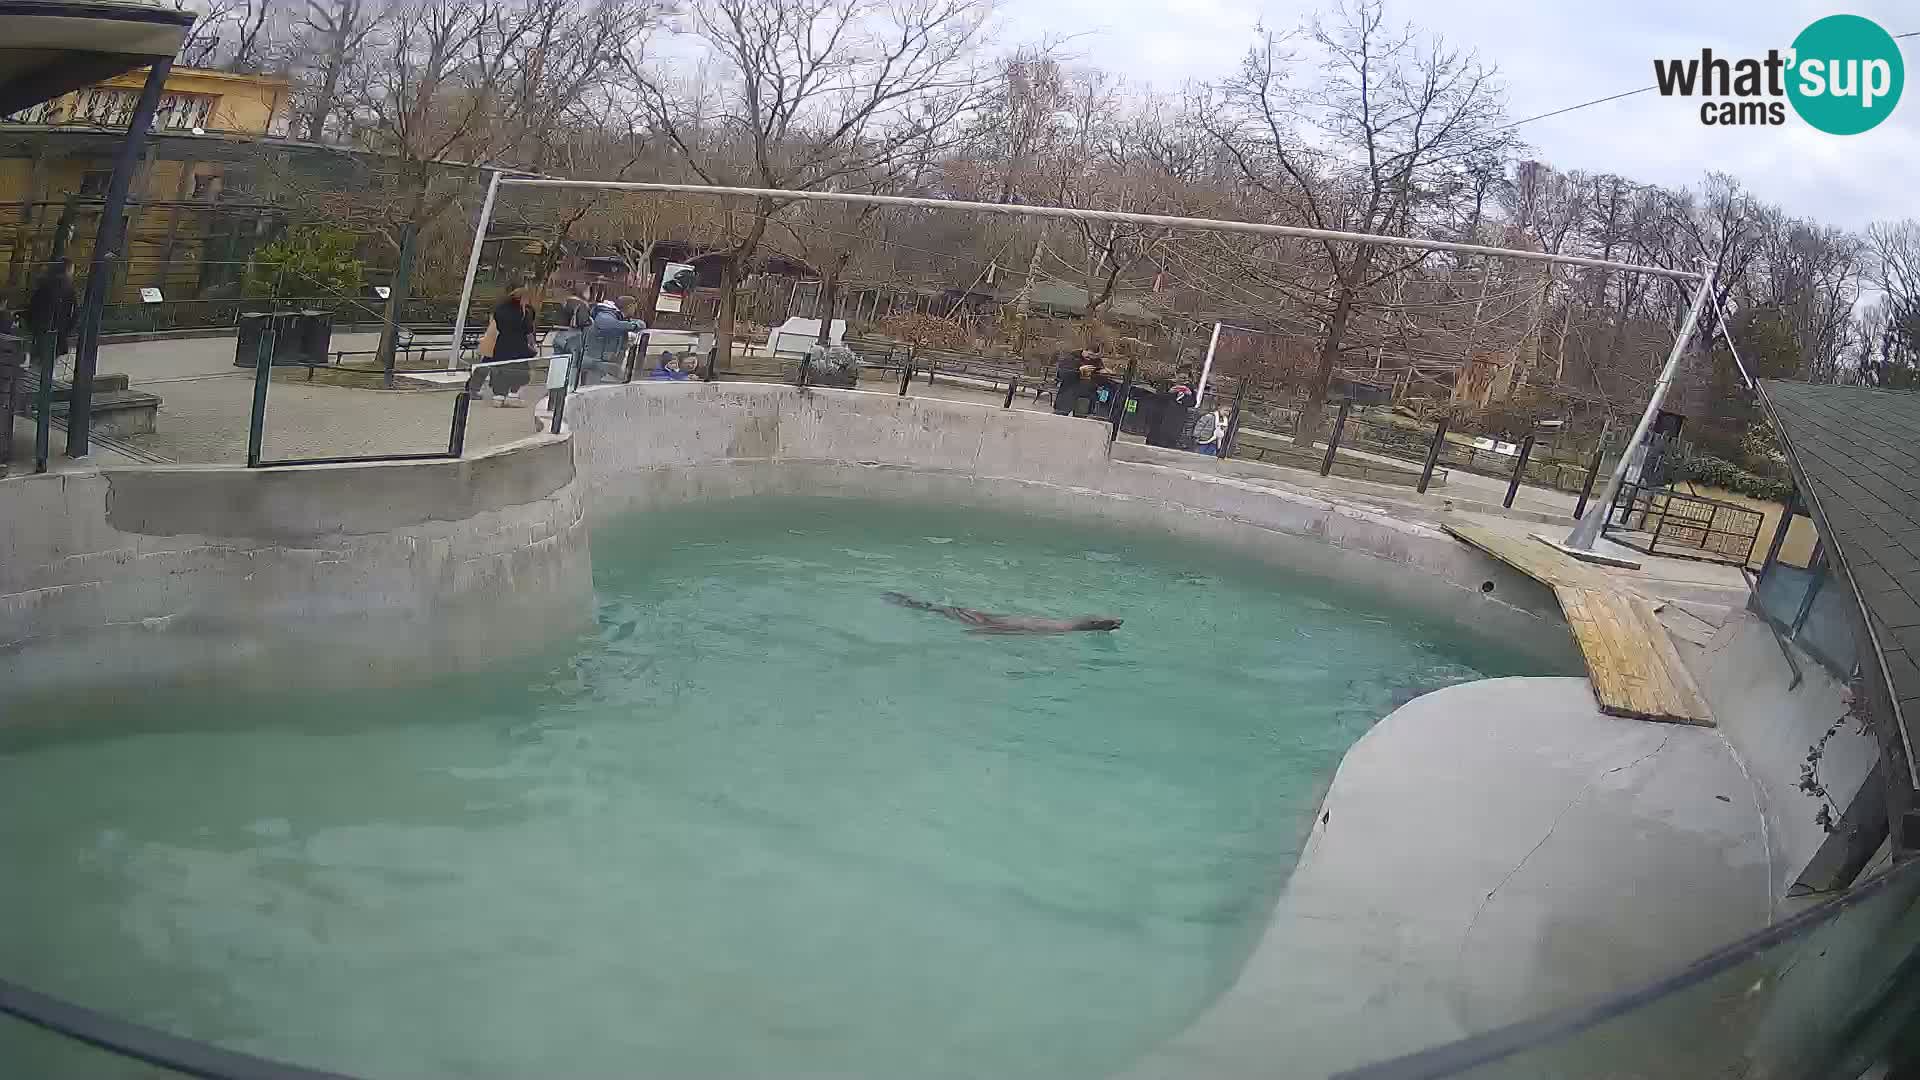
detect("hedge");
top-left (1672, 452), bottom-right (1794, 504)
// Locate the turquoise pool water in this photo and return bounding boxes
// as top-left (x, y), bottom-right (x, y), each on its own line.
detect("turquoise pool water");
top-left (0, 499), bottom-right (1544, 1078)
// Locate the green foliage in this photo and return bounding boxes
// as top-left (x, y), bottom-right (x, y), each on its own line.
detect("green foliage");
top-left (1671, 446), bottom-right (1794, 503)
top-left (245, 226), bottom-right (366, 301)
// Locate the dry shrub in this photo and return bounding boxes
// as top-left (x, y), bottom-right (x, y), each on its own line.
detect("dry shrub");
top-left (874, 312), bottom-right (970, 349)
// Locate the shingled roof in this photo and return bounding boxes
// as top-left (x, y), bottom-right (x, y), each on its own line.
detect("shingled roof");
top-left (1761, 380), bottom-right (1920, 853)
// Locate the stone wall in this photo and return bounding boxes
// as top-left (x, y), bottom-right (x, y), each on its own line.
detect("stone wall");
top-left (1, 435), bottom-right (592, 703)
top-left (565, 380), bottom-right (1581, 670)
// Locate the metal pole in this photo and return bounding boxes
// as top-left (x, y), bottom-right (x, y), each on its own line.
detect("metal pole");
top-left (1572, 417), bottom-right (1612, 520)
top-left (448, 390), bottom-right (470, 456)
top-left (899, 347), bottom-right (914, 396)
top-left (1416, 415), bottom-right (1449, 494)
top-left (1108, 358), bottom-right (1137, 446)
top-left (446, 169), bottom-right (502, 371)
top-left (1219, 378), bottom-right (1249, 461)
top-left (500, 179), bottom-right (1703, 282)
top-left (1760, 489), bottom-right (1797, 573)
top-left (69, 56), bottom-right (172, 459)
top-left (625, 332), bottom-right (647, 383)
top-left (1002, 376), bottom-right (1018, 409)
top-left (245, 324), bottom-right (274, 467)
top-left (1195, 321), bottom-right (1223, 404)
top-left (1320, 400), bottom-right (1351, 477)
top-left (1564, 266), bottom-right (1716, 551)
top-left (1505, 432), bottom-right (1537, 509)
top-left (32, 333), bottom-right (53, 474)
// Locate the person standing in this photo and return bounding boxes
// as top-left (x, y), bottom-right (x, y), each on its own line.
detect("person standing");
top-left (551, 294), bottom-right (592, 375)
top-left (485, 285), bottom-right (539, 406)
top-left (25, 260), bottom-right (77, 365)
top-left (583, 296), bottom-right (645, 384)
top-left (1192, 403), bottom-right (1232, 456)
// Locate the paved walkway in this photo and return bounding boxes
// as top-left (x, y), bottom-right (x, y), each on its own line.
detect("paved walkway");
top-left (75, 333), bottom-right (542, 465)
top-left (21, 332), bottom-right (1610, 549)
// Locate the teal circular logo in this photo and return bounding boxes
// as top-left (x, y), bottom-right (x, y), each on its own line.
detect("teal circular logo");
top-left (1788, 15), bottom-right (1904, 134)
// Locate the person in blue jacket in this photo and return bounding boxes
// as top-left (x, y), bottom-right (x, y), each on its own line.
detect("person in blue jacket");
top-left (581, 297), bottom-right (646, 384)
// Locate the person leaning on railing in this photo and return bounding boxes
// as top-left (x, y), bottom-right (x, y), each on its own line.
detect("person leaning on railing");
top-left (581, 296), bottom-right (646, 385)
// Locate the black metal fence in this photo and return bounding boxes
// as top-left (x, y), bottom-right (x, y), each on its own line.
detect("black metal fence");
top-left (1605, 481), bottom-right (1765, 565)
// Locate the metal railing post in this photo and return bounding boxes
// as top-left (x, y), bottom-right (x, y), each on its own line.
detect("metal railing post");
top-left (245, 325), bottom-right (274, 467)
top-left (1003, 376), bottom-right (1018, 409)
top-left (898, 350), bottom-right (914, 396)
top-left (32, 332), bottom-right (53, 474)
top-left (1219, 379), bottom-right (1249, 461)
top-left (625, 332), bottom-right (647, 383)
top-left (1574, 439), bottom-right (1607, 520)
top-left (1760, 489), bottom-right (1797, 574)
top-left (1416, 415), bottom-right (1448, 494)
top-left (1320, 399), bottom-right (1351, 477)
top-left (1108, 359), bottom-right (1137, 446)
top-left (1504, 432), bottom-right (1537, 509)
top-left (448, 390), bottom-right (470, 457)
top-left (797, 350), bottom-right (812, 388)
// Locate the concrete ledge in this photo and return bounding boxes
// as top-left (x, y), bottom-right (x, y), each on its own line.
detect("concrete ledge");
top-left (1, 435), bottom-right (592, 702)
top-left (1124, 677), bottom-right (1773, 1079)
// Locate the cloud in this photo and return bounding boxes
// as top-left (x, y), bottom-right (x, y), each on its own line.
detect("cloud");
top-left (1003, 0), bottom-right (1920, 229)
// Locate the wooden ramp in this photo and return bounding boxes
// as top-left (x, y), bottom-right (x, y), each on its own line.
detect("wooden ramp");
top-left (1444, 523), bottom-right (1713, 727)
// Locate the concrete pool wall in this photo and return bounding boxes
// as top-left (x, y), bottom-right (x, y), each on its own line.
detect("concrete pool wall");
top-left (566, 380), bottom-right (1582, 671)
top-left (0, 434), bottom-right (591, 702)
top-left (0, 376), bottom-right (1875, 1076)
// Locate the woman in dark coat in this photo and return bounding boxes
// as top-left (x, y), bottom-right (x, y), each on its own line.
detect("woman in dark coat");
top-left (25, 261), bottom-right (77, 360)
top-left (487, 285), bottom-right (539, 405)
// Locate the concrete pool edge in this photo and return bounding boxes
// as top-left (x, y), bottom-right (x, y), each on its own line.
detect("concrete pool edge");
top-left (0, 434), bottom-right (593, 701)
top-left (566, 381), bottom-right (1584, 673)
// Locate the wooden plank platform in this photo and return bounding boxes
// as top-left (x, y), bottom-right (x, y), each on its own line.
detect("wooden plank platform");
top-left (1444, 524), bottom-right (1713, 727)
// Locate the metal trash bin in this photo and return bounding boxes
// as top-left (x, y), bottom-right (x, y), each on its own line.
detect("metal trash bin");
top-left (234, 312), bottom-right (270, 367)
top-left (295, 310), bottom-right (334, 367)
top-left (234, 311), bottom-right (308, 367)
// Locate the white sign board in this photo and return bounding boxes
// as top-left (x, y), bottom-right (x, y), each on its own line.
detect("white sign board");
top-left (373, 286), bottom-right (392, 300)
top-left (139, 287), bottom-right (163, 303)
top-left (655, 262), bottom-right (695, 313)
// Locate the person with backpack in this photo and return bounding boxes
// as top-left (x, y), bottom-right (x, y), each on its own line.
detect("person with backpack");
top-left (1192, 403), bottom-right (1231, 456)
top-left (550, 294), bottom-right (592, 375)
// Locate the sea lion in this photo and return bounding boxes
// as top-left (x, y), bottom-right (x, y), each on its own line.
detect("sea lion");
top-left (884, 591), bottom-right (1122, 634)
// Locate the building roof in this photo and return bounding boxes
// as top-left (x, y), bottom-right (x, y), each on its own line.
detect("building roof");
top-left (1761, 380), bottom-right (1920, 804)
top-left (0, 0), bottom-right (195, 114)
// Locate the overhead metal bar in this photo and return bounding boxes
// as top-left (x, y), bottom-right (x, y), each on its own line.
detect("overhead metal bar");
top-left (494, 179), bottom-right (1704, 282)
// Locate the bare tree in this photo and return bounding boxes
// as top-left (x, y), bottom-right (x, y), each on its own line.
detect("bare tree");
top-left (1203, 0), bottom-right (1516, 443)
top-left (299, 0), bottom-right (385, 141)
top-left (299, 0), bottom-right (657, 380)
top-left (630, 0), bottom-right (995, 371)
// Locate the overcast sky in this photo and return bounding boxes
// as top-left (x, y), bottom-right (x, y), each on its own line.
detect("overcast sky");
top-left (1003, 0), bottom-right (1919, 232)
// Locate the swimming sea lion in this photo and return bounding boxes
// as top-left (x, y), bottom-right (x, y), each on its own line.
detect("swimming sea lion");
top-left (884, 592), bottom-right (1123, 634)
